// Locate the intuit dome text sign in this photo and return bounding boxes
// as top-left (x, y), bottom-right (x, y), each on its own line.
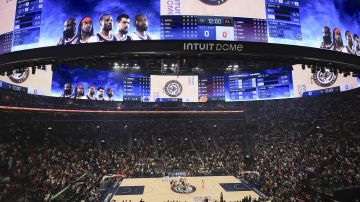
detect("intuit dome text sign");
top-left (183, 42), bottom-right (244, 52)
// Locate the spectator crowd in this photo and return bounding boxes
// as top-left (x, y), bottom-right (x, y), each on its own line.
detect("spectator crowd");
top-left (0, 88), bottom-right (359, 201)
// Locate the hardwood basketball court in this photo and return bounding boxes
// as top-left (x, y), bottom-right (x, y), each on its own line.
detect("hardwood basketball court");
top-left (111, 176), bottom-right (259, 202)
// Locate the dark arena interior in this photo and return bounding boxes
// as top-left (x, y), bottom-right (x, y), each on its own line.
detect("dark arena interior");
top-left (1, 0), bottom-right (360, 202)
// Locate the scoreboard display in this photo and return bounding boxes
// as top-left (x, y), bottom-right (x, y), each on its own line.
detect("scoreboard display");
top-left (51, 66), bottom-right (293, 102)
top-left (161, 16), bottom-right (199, 40)
top-left (123, 74), bottom-right (150, 102)
top-left (0, 0), bottom-right (359, 56)
top-left (266, 0), bottom-right (302, 40)
top-left (233, 18), bottom-right (267, 42)
top-left (0, 80), bottom-right (28, 93)
top-left (198, 75), bottom-right (225, 102)
top-left (225, 68), bottom-right (293, 101)
top-left (0, 32), bottom-right (13, 54)
top-left (161, 16), bottom-right (268, 42)
top-left (12, 0), bottom-right (43, 51)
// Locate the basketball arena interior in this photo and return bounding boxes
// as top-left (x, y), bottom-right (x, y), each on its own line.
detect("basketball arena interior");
top-left (1, 0), bottom-right (360, 202)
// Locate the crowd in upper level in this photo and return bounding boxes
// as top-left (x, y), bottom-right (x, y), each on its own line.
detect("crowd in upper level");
top-left (0, 88), bottom-right (359, 201)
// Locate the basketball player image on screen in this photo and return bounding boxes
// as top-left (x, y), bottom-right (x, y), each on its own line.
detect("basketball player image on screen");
top-left (106, 88), bottom-right (114, 101)
top-left (320, 26), bottom-right (333, 50)
top-left (345, 31), bottom-right (355, 54)
top-left (86, 86), bottom-right (96, 100)
top-left (354, 34), bottom-right (360, 56)
top-left (333, 28), bottom-right (345, 52)
top-left (57, 18), bottom-right (77, 45)
top-left (132, 14), bottom-right (152, 40)
top-left (88, 14), bottom-right (116, 42)
top-left (74, 85), bottom-right (86, 99)
top-left (60, 83), bottom-right (73, 98)
top-left (74, 17), bottom-right (94, 44)
top-left (97, 87), bottom-right (105, 100)
top-left (115, 14), bottom-right (132, 41)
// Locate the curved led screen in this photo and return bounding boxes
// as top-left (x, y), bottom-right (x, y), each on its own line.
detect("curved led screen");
top-left (46, 64), bottom-right (358, 102)
top-left (50, 65), bottom-right (294, 102)
top-left (0, 64), bottom-right (359, 102)
top-left (0, 0), bottom-right (359, 55)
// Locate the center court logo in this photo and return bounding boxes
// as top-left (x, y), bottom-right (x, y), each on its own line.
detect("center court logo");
top-left (200, 0), bottom-right (227, 5)
top-left (172, 184), bottom-right (196, 194)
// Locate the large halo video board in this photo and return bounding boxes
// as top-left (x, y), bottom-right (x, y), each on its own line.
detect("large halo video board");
top-left (0, 0), bottom-right (359, 55)
top-left (0, 64), bottom-right (358, 102)
top-left (51, 65), bottom-right (295, 102)
top-left (49, 64), bottom-right (359, 102)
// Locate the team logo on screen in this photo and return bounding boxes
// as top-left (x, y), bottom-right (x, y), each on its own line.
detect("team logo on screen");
top-left (200, 0), bottom-right (227, 5)
top-left (313, 68), bottom-right (338, 87)
top-left (8, 68), bottom-right (30, 83)
top-left (164, 80), bottom-right (183, 97)
top-left (199, 96), bottom-right (208, 102)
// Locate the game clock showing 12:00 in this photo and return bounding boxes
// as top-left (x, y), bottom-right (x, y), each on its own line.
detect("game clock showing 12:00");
top-left (197, 16), bottom-right (233, 40)
top-left (197, 16), bottom-right (233, 26)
